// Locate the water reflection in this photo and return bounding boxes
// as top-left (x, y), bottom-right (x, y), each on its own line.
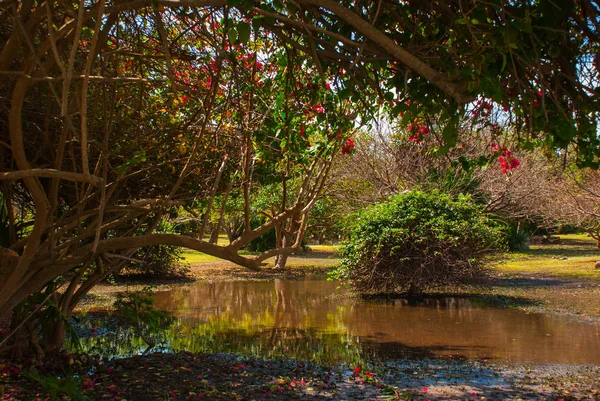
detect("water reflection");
top-left (79, 280), bottom-right (600, 365)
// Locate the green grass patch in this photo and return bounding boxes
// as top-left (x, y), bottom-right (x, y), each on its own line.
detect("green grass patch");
top-left (494, 234), bottom-right (600, 280)
top-left (180, 251), bottom-right (222, 264)
top-left (182, 243), bottom-right (341, 265)
top-left (307, 244), bottom-right (340, 254)
top-left (181, 249), bottom-right (257, 264)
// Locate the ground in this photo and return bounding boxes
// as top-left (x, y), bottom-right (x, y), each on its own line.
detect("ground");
top-left (1, 235), bottom-right (600, 400)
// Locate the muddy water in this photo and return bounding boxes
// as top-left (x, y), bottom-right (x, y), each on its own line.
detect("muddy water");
top-left (149, 279), bottom-right (600, 365)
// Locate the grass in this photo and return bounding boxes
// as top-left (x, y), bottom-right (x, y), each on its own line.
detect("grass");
top-left (180, 251), bottom-right (222, 264)
top-left (451, 233), bottom-right (600, 319)
top-left (494, 234), bottom-right (600, 280)
top-left (181, 243), bottom-right (341, 266)
top-left (307, 244), bottom-right (340, 253)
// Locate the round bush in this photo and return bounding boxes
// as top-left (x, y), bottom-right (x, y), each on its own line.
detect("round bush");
top-left (332, 190), bottom-right (506, 293)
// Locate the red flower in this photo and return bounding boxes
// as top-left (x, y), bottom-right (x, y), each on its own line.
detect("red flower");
top-left (312, 104), bottom-right (325, 113)
top-left (408, 134), bottom-right (421, 143)
top-left (497, 149), bottom-right (520, 174)
top-left (341, 138), bottom-right (355, 154)
top-left (299, 125), bottom-right (306, 137)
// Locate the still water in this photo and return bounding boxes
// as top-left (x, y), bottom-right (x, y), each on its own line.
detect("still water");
top-left (81, 279), bottom-right (600, 365)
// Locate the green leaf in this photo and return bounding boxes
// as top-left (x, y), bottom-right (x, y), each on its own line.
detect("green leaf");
top-left (227, 28), bottom-right (237, 43)
top-left (237, 22), bottom-right (251, 44)
top-left (252, 16), bottom-right (263, 31)
top-left (456, 18), bottom-right (469, 25)
top-left (442, 116), bottom-right (459, 145)
top-left (436, 143), bottom-right (452, 156)
top-left (471, 18), bottom-right (479, 24)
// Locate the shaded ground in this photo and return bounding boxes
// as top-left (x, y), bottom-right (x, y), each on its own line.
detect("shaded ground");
top-left (2, 352), bottom-right (600, 400)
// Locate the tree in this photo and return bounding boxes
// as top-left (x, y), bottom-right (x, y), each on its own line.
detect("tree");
top-left (0, 3), bottom-right (360, 356)
top-left (555, 170), bottom-right (600, 246)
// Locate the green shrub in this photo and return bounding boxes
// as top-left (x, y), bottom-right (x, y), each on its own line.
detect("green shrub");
top-left (247, 226), bottom-right (276, 252)
top-left (504, 223), bottom-right (530, 251)
top-left (121, 217), bottom-right (188, 278)
top-left (331, 190), bottom-right (505, 294)
top-left (126, 244), bottom-right (188, 277)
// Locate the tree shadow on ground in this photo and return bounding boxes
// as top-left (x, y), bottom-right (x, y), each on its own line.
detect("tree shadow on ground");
top-left (487, 276), bottom-right (572, 287)
top-left (518, 240), bottom-right (599, 258)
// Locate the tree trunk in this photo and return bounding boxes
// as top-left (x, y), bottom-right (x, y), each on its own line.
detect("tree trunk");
top-left (42, 318), bottom-right (67, 358)
top-left (0, 248), bottom-right (19, 280)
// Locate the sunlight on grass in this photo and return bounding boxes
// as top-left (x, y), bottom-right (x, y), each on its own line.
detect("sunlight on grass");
top-left (181, 251), bottom-right (222, 264)
top-left (308, 244), bottom-right (340, 254)
top-left (495, 234), bottom-right (600, 280)
top-left (181, 244), bottom-right (341, 266)
top-left (180, 235), bottom-right (232, 263)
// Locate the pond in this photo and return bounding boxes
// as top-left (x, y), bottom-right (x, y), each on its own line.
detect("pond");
top-left (79, 279), bottom-right (600, 366)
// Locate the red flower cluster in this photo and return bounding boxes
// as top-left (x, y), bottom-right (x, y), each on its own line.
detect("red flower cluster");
top-left (407, 123), bottom-right (429, 143)
top-left (499, 151), bottom-right (520, 173)
top-left (352, 365), bottom-right (377, 384)
top-left (341, 138), bottom-right (355, 154)
top-left (304, 104), bottom-right (325, 115)
top-left (491, 143), bottom-right (520, 174)
top-left (235, 53), bottom-right (264, 70)
top-left (312, 104), bottom-right (325, 113)
top-left (122, 60), bottom-right (135, 71)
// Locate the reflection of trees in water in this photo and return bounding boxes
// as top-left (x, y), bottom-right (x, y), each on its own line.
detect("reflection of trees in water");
top-left (75, 315), bottom-right (365, 366)
top-left (129, 281), bottom-right (600, 364)
top-left (154, 280), bottom-right (340, 332)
